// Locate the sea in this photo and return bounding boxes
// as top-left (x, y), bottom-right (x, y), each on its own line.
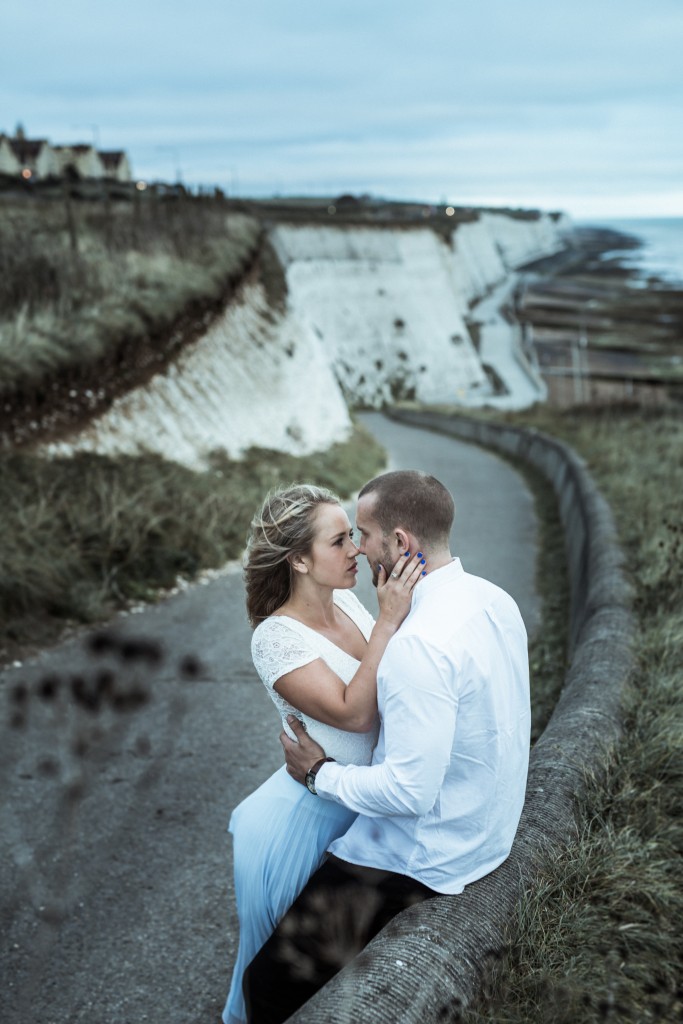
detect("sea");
top-left (580, 217), bottom-right (683, 288)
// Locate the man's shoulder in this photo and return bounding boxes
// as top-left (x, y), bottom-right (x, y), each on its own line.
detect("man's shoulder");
top-left (398, 569), bottom-right (523, 647)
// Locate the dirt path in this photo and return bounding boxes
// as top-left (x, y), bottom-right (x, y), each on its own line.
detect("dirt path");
top-left (0, 414), bottom-right (540, 1024)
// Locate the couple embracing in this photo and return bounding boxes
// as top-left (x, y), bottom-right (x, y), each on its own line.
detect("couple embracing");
top-left (223, 470), bottom-right (531, 1024)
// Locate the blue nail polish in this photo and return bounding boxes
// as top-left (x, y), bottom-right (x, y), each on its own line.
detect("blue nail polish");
top-left (421, 570), bottom-right (426, 576)
top-left (421, 559), bottom-right (426, 564)
top-left (417, 552), bottom-right (423, 558)
top-left (404, 550), bottom-right (410, 557)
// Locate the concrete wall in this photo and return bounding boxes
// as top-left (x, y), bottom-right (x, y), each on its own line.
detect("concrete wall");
top-left (286, 408), bottom-right (635, 1023)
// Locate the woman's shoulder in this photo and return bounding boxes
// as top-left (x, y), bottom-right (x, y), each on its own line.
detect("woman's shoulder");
top-left (251, 614), bottom-right (319, 687)
top-left (251, 614), bottom-right (310, 649)
top-left (251, 614), bottom-right (286, 637)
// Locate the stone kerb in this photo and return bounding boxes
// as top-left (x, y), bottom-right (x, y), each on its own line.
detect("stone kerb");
top-left (286, 408), bottom-right (635, 1024)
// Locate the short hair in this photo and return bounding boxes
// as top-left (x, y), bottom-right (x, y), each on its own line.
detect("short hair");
top-left (358, 470), bottom-right (454, 547)
top-left (244, 484), bottom-right (340, 626)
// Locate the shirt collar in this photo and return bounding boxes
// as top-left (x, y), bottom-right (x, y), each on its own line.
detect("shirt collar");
top-left (411, 557), bottom-right (463, 608)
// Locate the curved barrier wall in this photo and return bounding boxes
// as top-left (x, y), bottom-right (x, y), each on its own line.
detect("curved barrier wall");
top-left (287, 409), bottom-right (635, 1024)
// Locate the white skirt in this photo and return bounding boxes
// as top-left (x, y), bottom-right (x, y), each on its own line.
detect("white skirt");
top-left (222, 764), bottom-right (357, 1024)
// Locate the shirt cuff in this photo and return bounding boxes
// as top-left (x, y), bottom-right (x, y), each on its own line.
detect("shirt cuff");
top-left (314, 759), bottom-right (347, 803)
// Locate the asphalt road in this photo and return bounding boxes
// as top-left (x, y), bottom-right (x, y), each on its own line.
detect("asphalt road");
top-left (0, 412), bottom-right (540, 1024)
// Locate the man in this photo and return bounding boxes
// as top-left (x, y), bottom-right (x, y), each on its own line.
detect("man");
top-left (243, 470), bottom-right (531, 1023)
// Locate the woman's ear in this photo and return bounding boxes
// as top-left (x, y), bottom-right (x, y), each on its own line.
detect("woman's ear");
top-left (289, 552), bottom-right (309, 575)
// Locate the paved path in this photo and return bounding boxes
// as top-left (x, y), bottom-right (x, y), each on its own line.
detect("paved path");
top-left (0, 414), bottom-right (540, 1024)
top-left (472, 276), bottom-right (548, 409)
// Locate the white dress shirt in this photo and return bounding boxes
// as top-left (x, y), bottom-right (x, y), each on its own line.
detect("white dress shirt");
top-left (317, 557), bottom-right (531, 895)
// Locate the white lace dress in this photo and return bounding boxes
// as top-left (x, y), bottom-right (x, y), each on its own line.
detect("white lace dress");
top-left (222, 589), bottom-right (378, 1024)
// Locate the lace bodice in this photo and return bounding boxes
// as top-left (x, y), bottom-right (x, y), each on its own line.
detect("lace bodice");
top-left (251, 588), bottom-right (379, 765)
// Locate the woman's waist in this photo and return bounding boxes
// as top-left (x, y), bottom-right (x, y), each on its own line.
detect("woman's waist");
top-left (288, 715), bottom-right (379, 766)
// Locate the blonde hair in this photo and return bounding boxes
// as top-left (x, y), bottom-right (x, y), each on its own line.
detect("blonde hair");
top-left (244, 484), bottom-right (341, 627)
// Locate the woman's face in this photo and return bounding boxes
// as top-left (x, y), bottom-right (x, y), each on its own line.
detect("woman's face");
top-left (299, 503), bottom-right (360, 589)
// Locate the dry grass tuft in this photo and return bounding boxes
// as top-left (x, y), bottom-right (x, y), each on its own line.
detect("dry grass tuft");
top-left (0, 196), bottom-right (260, 397)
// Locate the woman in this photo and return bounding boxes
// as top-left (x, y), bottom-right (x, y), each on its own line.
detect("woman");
top-left (222, 484), bottom-right (423, 1024)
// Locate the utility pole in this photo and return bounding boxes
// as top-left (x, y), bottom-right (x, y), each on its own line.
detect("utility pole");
top-left (571, 330), bottom-right (583, 404)
top-left (578, 307), bottom-right (588, 402)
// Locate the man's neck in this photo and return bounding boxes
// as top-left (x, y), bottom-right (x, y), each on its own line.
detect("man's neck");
top-left (426, 549), bottom-right (454, 573)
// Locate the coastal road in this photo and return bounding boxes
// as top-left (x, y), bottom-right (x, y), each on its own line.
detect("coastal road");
top-left (0, 413), bottom-right (540, 1024)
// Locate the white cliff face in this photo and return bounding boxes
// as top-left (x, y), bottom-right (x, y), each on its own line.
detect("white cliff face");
top-left (43, 281), bottom-right (352, 470)
top-left (42, 210), bottom-right (569, 467)
top-left (446, 212), bottom-right (567, 304)
top-left (480, 211), bottom-right (568, 271)
top-left (270, 225), bottom-right (491, 407)
top-left (270, 211), bottom-right (569, 409)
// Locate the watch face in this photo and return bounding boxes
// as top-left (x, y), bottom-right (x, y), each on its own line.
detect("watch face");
top-left (305, 771), bottom-right (316, 795)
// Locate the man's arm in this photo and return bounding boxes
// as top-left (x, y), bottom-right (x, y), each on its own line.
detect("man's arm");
top-left (282, 636), bottom-right (458, 817)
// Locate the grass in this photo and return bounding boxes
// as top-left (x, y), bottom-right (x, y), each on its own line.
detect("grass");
top-left (0, 421), bottom-right (386, 660)
top-left (459, 403), bottom-right (683, 1023)
top-left (0, 195), bottom-right (261, 398)
top-left (515, 456), bottom-right (571, 744)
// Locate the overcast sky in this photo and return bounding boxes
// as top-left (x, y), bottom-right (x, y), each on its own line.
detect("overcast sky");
top-left (3, 0), bottom-right (682, 218)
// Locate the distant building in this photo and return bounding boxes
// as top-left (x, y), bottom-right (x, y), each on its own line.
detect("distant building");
top-left (0, 126), bottom-right (132, 182)
top-left (99, 150), bottom-right (132, 182)
top-left (53, 144), bottom-right (106, 180)
top-left (0, 131), bottom-right (59, 180)
top-left (0, 134), bottom-right (19, 176)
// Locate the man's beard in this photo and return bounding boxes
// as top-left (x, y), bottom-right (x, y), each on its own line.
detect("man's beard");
top-left (370, 543), bottom-right (396, 587)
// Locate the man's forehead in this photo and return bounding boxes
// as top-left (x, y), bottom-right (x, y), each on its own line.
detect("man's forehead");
top-left (355, 493), bottom-right (379, 528)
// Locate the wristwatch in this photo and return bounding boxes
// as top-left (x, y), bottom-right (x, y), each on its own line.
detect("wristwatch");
top-left (305, 756), bottom-right (335, 795)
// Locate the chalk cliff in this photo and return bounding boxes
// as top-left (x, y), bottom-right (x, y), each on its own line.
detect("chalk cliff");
top-left (45, 280), bottom-right (352, 469)
top-left (270, 211), bottom-right (568, 409)
top-left (44, 210), bottom-right (570, 469)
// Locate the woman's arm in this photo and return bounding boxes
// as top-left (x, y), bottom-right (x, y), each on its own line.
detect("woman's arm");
top-left (273, 552), bottom-right (423, 732)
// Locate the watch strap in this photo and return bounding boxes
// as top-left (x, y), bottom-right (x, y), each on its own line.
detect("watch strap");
top-left (305, 756), bottom-right (335, 794)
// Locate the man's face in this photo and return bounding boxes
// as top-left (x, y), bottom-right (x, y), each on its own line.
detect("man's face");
top-left (355, 494), bottom-right (398, 587)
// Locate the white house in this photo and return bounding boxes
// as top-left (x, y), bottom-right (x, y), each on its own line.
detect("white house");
top-left (0, 126), bottom-right (133, 182)
top-left (53, 144), bottom-right (107, 180)
top-left (99, 150), bottom-right (132, 182)
top-left (2, 132), bottom-right (59, 180)
top-left (0, 134), bottom-right (20, 176)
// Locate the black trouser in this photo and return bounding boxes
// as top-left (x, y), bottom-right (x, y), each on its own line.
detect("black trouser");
top-left (243, 855), bottom-right (439, 1024)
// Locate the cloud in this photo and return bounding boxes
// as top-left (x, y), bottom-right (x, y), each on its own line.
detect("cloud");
top-left (3, 0), bottom-right (683, 215)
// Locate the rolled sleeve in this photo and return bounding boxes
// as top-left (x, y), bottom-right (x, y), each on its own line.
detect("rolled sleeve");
top-left (315, 636), bottom-right (458, 817)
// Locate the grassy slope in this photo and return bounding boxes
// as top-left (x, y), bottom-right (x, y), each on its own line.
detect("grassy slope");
top-left (0, 423), bottom-right (386, 662)
top-left (0, 196), bottom-right (260, 398)
top-left (464, 403), bottom-right (683, 1024)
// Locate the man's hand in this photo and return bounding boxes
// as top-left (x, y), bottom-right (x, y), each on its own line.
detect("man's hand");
top-left (281, 715), bottom-right (326, 785)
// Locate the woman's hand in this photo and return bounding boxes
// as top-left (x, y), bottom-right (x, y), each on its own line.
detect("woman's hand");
top-left (376, 551), bottom-right (425, 628)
